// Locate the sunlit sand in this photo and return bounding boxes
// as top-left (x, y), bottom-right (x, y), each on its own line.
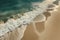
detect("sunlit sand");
top-left (22, 2), bottom-right (60, 40)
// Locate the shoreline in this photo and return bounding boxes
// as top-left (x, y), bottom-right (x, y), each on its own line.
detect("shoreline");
top-left (0, 0), bottom-right (59, 39)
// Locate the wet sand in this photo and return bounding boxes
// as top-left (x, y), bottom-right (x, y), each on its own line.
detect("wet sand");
top-left (22, 6), bottom-right (60, 40)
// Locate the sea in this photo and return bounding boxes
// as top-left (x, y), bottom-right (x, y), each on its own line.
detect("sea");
top-left (0, 0), bottom-right (44, 21)
top-left (0, 0), bottom-right (44, 11)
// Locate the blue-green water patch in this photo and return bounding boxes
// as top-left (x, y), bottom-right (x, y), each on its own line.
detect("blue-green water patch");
top-left (0, 0), bottom-right (44, 22)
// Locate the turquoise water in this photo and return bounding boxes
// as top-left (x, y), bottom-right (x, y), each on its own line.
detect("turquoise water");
top-left (0, 0), bottom-right (44, 21)
top-left (0, 0), bottom-right (44, 11)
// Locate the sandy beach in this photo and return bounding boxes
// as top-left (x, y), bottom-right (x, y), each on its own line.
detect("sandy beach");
top-left (22, 3), bottom-right (60, 40)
